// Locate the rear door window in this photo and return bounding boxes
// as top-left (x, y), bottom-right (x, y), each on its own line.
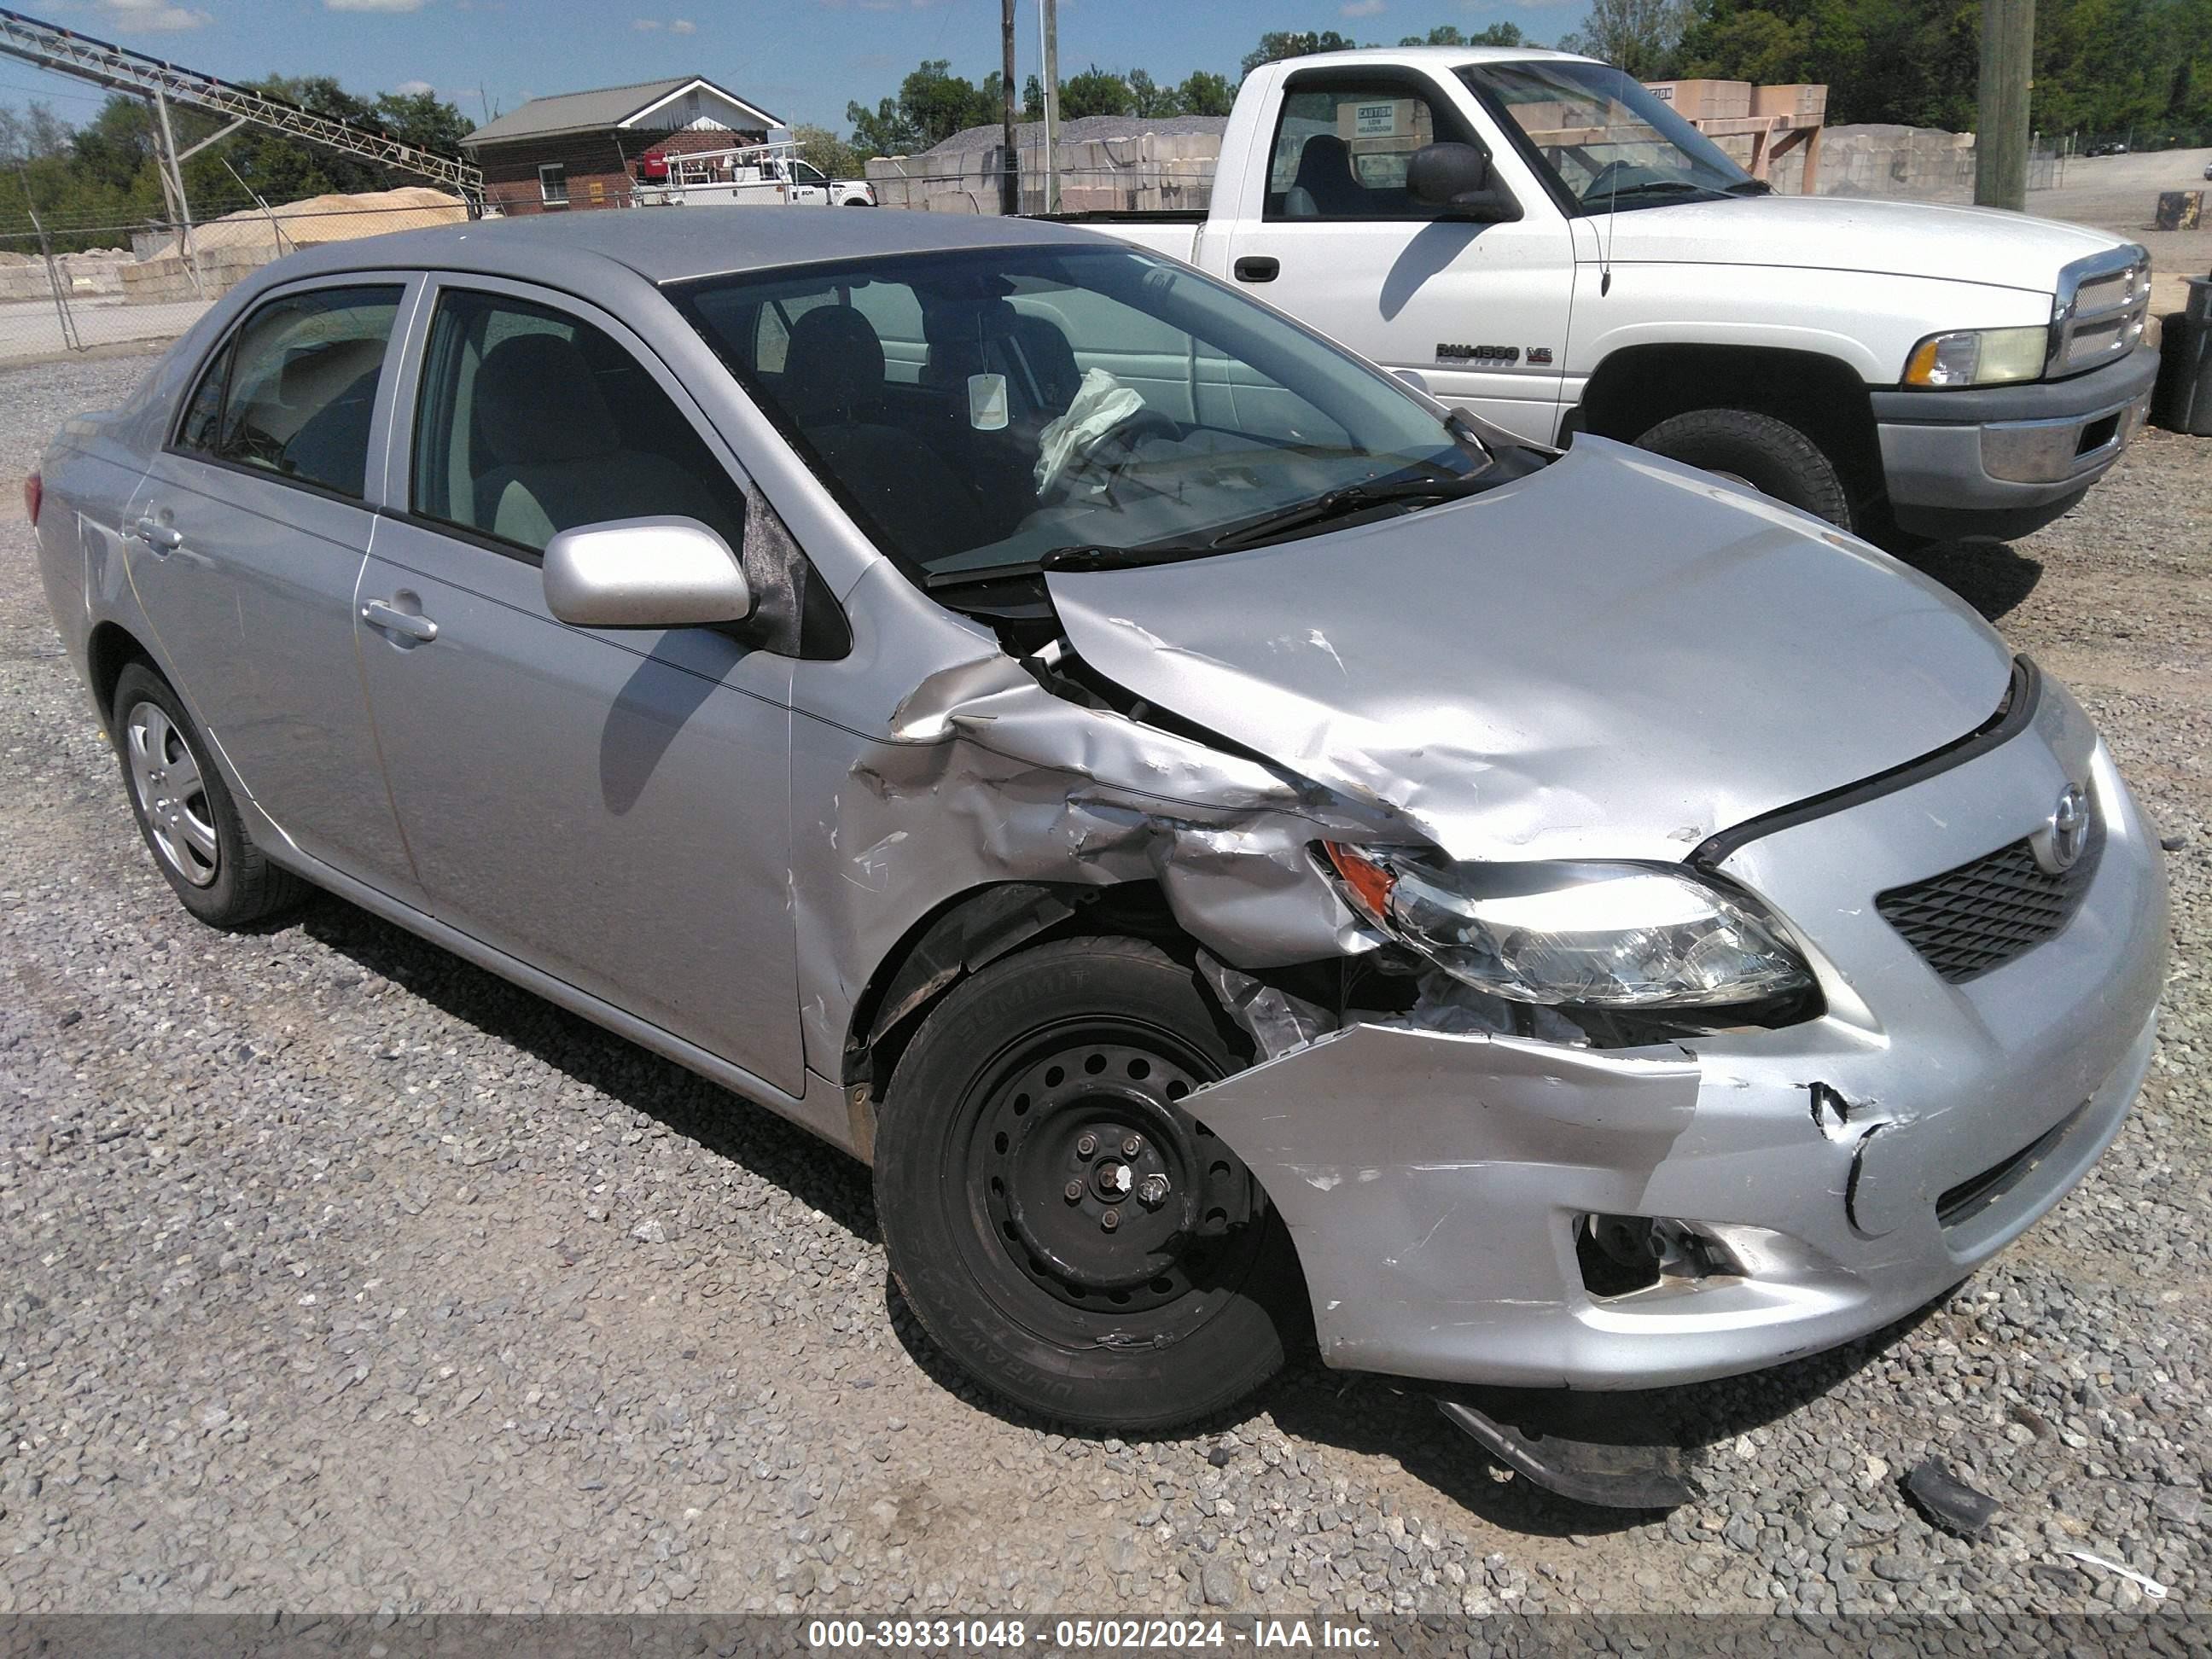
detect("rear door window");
top-left (176, 284), bottom-right (403, 498)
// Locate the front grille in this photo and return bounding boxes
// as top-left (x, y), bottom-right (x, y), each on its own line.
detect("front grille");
top-left (1876, 824), bottom-right (2100, 982)
top-left (2052, 249), bottom-right (2150, 375)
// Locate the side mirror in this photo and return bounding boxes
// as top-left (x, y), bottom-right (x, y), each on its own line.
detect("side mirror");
top-left (542, 515), bottom-right (752, 629)
top-left (1406, 142), bottom-right (1522, 223)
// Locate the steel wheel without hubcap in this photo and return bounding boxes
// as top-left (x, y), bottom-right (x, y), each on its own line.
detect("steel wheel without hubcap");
top-left (876, 935), bottom-right (1300, 1431)
top-left (965, 1024), bottom-right (1262, 1331)
top-left (125, 701), bottom-right (218, 887)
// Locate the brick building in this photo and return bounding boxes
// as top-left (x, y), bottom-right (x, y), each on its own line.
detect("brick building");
top-left (463, 78), bottom-right (784, 215)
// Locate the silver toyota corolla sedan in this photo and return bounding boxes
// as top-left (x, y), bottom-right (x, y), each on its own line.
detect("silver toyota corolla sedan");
top-left (31, 210), bottom-right (2168, 1436)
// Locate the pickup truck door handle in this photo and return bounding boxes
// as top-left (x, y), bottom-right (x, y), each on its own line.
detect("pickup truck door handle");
top-left (131, 515), bottom-right (183, 553)
top-left (361, 597), bottom-right (439, 643)
top-left (1233, 256), bottom-right (1280, 283)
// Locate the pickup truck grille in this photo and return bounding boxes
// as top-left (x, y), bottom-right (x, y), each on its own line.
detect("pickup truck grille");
top-left (1877, 825), bottom-right (2101, 983)
top-left (2050, 247), bottom-right (2151, 377)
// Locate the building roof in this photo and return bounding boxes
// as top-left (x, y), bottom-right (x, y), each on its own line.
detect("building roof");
top-left (267, 204), bottom-right (1107, 290)
top-left (463, 77), bottom-right (783, 149)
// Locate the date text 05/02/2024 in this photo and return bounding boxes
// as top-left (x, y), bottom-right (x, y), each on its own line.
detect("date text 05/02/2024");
top-left (805, 1619), bottom-right (1380, 1650)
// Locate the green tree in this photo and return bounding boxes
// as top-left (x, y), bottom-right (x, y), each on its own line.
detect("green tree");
top-left (1061, 65), bottom-right (1134, 119)
top-left (794, 123), bottom-right (863, 179)
top-left (1127, 68), bottom-right (1183, 118)
top-left (1677, 7), bottom-right (1814, 83)
top-left (846, 58), bottom-right (999, 156)
top-left (1175, 70), bottom-right (1236, 116)
top-left (845, 96), bottom-right (917, 158)
top-left (1239, 30), bottom-right (1358, 79)
top-left (1557, 0), bottom-right (1691, 76)
top-left (1399, 24), bottom-right (1521, 46)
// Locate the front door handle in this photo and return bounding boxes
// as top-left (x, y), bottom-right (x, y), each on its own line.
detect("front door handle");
top-left (131, 515), bottom-right (183, 552)
top-left (1233, 256), bottom-right (1280, 283)
top-left (361, 597), bottom-right (439, 643)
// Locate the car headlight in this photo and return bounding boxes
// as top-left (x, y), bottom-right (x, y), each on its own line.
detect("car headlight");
top-left (1903, 326), bottom-right (2047, 387)
top-left (1324, 843), bottom-right (1813, 1009)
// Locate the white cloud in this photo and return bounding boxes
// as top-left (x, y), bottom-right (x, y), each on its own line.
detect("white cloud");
top-left (393, 78), bottom-right (434, 95)
top-left (97, 0), bottom-right (212, 29)
top-left (1342, 0), bottom-right (1384, 14)
top-left (324, 0), bottom-right (428, 12)
top-left (669, 16), bottom-right (695, 32)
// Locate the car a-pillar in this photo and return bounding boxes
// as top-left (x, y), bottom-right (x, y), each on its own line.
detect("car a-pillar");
top-left (1571, 343), bottom-right (1886, 538)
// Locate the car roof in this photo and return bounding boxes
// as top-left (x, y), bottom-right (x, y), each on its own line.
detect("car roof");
top-left (260, 206), bottom-right (1114, 292)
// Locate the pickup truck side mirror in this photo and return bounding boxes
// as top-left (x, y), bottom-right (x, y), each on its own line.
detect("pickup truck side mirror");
top-left (1407, 142), bottom-right (1522, 224)
top-left (542, 516), bottom-right (753, 629)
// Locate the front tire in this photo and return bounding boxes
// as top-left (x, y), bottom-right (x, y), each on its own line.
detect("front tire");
top-left (111, 662), bottom-right (306, 929)
top-left (1636, 406), bottom-right (1855, 532)
top-left (875, 936), bottom-right (1301, 1432)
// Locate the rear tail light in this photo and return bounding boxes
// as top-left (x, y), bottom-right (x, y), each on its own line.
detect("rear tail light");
top-left (22, 471), bottom-right (39, 528)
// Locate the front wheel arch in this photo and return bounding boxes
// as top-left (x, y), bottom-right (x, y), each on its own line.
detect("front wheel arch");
top-left (1574, 342), bottom-right (1884, 520)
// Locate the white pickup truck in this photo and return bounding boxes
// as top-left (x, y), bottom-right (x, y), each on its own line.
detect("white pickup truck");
top-left (1074, 47), bottom-right (2157, 544)
top-left (639, 138), bottom-right (876, 208)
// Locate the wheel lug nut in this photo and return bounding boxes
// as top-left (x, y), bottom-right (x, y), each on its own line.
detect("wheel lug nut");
top-left (1121, 1135), bottom-right (1142, 1157)
top-left (1063, 1180), bottom-right (1083, 1202)
top-left (1138, 1173), bottom-right (1170, 1208)
top-left (1100, 1209), bottom-right (1120, 1232)
top-left (1075, 1134), bottom-right (1097, 1159)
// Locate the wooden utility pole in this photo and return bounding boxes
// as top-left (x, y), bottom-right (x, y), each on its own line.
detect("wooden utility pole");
top-left (999, 0), bottom-right (1019, 214)
top-left (1976, 0), bottom-right (2034, 211)
top-left (1039, 0), bottom-right (1060, 214)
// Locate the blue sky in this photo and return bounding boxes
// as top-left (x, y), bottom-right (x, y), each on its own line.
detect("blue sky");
top-left (0, 0), bottom-right (1584, 137)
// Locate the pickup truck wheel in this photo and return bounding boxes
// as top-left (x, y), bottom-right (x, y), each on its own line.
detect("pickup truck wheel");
top-left (875, 935), bottom-right (1301, 1432)
top-left (1635, 408), bottom-right (1854, 531)
top-left (110, 663), bottom-right (306, 929)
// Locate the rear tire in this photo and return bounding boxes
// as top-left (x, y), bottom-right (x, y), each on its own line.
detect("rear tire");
top-left (1636, 406), bottom-right (1855, 532)
top-left (111, 663), bottom-right (306, 930)
top-left (875, 935), bottom-right (1301, 1432)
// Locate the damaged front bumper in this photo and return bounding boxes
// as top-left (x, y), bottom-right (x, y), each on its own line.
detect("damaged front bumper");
top-left (1185, 701), bottom-right (2169, 1391)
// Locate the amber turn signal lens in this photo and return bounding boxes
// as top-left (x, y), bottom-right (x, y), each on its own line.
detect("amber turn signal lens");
top-left (1323, 841), bottom-right (1395, 920)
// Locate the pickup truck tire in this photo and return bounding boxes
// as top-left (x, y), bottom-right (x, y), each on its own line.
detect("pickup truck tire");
top-left (109, 662), bottom-right (307, 929)
top-left (875, 935), bottom-right (1301, 1432)
top-left (1635, 408), bottom-right (1854, 532)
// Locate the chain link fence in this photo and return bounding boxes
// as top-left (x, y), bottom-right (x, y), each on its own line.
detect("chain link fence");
top-left (0, 193), bottom-right (467, 367)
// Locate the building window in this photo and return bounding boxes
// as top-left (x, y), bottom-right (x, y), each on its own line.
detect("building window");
top-left (538, 163), bottom-right (568, 207)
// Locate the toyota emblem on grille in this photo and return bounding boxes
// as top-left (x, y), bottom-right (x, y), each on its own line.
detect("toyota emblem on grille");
top-left (2038, 784), bottom-right (2090, 874)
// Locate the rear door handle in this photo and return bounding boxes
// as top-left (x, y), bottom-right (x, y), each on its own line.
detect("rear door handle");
top-left (1233, 256), bottom-right (1280, 283)
top-left (131, 515), bottom-right (183, 552)
top-left (361, 597), bottom-right (438, 643)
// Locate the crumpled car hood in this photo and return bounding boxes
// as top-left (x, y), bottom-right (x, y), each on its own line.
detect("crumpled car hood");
top-left (1045, 438), bottom-right (2014, 864)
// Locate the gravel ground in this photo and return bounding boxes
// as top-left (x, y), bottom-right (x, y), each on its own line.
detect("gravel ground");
top-left (0, 351), bottom-right (2206, 1620)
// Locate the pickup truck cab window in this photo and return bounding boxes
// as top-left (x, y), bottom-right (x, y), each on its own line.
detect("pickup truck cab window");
top-left (1266, 75), bottom-right (1476, 221)
top-left (410, 287), bottom-right (747, 557)
top-left (175, 283), bottom-right (402, 499)
top-left (1457, 60), bottom-right (1756, 212)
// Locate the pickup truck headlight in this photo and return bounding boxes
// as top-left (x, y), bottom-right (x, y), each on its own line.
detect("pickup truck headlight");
top-left (1324, 844), bottom-right (1812, 1008)
top-left (1903, 326), bottom-right (2047, 387)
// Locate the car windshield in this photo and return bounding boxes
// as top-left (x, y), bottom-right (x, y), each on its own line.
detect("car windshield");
top-left (672, 244), bottom-right (1489, 585)
top-left (1458, 60), bottom-right (1755, 212)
